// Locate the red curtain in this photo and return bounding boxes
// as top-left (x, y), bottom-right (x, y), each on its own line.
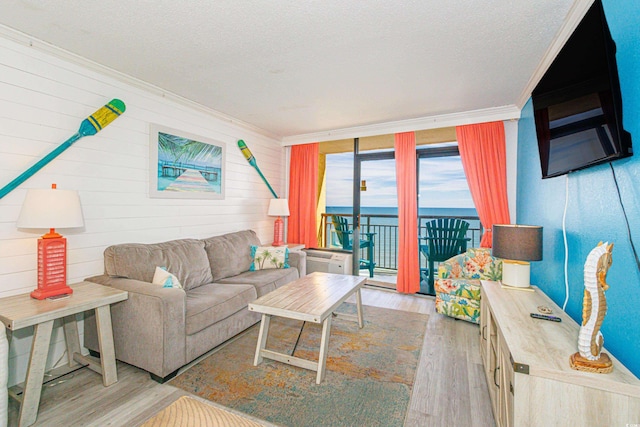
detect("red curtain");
top-left (287, 143), bottom-right (319, 248)
top-left (456, 122), bottom-right (511, 247)
top-left (394, 132), bottom-right (420, 293)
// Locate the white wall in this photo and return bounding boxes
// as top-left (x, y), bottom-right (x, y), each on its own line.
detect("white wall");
top-left (504, 119), bottom-right (519, 222)
top-left (0, 31), bottom-right (285, 386)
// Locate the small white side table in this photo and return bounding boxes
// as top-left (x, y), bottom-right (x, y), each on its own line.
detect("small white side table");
top-left (0, 281), bottom-right (127, 427)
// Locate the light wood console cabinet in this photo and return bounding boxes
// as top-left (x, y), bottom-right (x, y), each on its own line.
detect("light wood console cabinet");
top-left (479, 280), bottom-right (640, 426)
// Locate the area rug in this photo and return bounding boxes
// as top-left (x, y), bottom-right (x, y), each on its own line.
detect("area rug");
top-left (141, 396), bottom-right (267, 427)
top-left (169, 303), bottom-right (428, 427)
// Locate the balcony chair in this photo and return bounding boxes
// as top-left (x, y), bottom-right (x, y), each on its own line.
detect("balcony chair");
top-left (434, 248), bottom-right (502, 323)
top-left (331, 215), bottom-right (376, 277)
top-left (419, 218), bottom-right (471, 294)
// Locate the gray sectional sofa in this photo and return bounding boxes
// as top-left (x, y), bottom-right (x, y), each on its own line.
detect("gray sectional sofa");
top-left (84, 230), bottom-right (306, 382)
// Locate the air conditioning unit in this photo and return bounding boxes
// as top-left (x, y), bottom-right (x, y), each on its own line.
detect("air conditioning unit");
top-left (304, 249), bottom-right (353, 275)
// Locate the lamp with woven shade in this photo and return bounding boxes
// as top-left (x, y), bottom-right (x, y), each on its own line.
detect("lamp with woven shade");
top-left (268, 198), bottom-right (289, 247)
top-left (17, 184), bottom-right (84, 299)
top-left (492, 224), bottom-right (543, 289)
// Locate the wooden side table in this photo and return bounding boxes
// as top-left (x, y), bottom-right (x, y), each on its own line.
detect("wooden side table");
top-left (0, 281), bottom-right (127, 427)
top-left (269, 243), bottom-right (305, 251)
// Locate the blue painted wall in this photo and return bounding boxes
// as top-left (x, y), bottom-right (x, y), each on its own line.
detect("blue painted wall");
top-left (517, 0), bottom-right (640, 376)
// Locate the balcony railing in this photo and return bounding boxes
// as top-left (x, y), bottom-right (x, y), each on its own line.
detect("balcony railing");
top-left (320, 212), bottom-right (483, 272)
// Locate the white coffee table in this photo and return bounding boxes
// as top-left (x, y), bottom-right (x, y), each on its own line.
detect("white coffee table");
top-left (248, 272), bottom-right (366, 384)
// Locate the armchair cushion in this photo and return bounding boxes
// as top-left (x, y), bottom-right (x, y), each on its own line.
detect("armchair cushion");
top-left (434, 278), bottom-right (482, 323)
top-left (435, 248), bottom-right (502, 324)
top-left (462, 248), bottom-right (502, 280)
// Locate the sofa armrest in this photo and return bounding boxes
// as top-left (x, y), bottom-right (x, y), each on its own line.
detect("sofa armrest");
top-left (288, 250), bottom-right (306, 277)
top-left (84, 274), bottom-right (187, 378)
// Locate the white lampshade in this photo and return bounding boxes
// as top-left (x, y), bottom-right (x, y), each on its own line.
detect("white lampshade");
top-left (17, 187), bottom-right (84, 229)
top-left (267, 198), bottom-right (290, 217)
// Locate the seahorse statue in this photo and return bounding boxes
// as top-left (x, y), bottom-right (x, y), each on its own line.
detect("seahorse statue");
top-left (570, 242), bottom-right (614, 373)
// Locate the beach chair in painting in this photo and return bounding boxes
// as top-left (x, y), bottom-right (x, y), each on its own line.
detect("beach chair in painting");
top-left (331, 215), bottom-right (376, 277)
top-left (419, 218), bottom-right (471, 294)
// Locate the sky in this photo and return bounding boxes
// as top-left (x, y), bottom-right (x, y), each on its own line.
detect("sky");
top-left (325, 151), bottom-right (475, 208)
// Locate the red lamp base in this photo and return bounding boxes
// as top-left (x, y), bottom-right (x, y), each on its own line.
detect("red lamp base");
top-left (32, 234), bottom-right (73, 300)
top-left (272, 217), bottom-right (285, 246)
top-left (31, 285), bottom-right (73, 300)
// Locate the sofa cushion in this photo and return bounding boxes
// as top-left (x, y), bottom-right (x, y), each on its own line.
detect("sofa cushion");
top-left (203, 230), bottom-right (261, 281)
top-left (185, 283), bottom-right (257, 335)
top-left (104, 239), bottom-right (213, 291)
top-left (216, 268), bottom-right (299, 298)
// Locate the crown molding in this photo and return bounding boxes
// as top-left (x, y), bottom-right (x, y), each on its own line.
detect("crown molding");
top-left (281, 105), bottom-right (522, 146)
top-left (515, 0), bottom-right (595, 109)
top-left (0, 24), bottom-right (281, 142)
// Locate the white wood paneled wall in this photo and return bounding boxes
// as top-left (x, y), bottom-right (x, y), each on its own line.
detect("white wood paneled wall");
top-left (0, 31), bottom-right (286, 386)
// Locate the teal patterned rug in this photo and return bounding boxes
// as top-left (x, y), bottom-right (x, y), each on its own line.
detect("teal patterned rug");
top-left (169, 303), bottom-right (428, 427)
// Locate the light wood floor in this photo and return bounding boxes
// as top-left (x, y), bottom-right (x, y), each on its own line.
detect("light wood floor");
top-left (8, 287), bottom-right (495, 426)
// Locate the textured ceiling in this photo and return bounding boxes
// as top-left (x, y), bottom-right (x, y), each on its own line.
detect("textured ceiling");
top-left (0, 0), bottom-right (581, 139)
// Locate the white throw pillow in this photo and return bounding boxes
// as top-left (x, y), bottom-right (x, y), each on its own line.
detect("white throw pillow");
top-left (250, 246), bottom-right (289, 271)
top-left (152, 266), bottom-right (183, 289)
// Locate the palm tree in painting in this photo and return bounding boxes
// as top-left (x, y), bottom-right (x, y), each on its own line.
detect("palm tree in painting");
top-left (180, 140), bottom-right (222, 163)
top-left (158, 132), bottom-right (222, 165)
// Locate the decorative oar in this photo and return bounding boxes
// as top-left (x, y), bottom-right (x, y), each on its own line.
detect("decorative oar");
top-left (237, 139), bottom-right (278, 198)
top-left (0, 99), bottom-right (126, 199)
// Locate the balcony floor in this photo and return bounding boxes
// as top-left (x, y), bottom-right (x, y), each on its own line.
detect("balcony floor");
top-left (363, 268), bottom-right (397, 290)
top-left (362, 268), bottom-right (435, 296)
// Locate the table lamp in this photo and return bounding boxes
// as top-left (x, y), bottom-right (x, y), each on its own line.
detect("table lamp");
top-left (492, 224), bottom-right (543, 289)
top-left (16, 184), bottom-right (84, 299)
top-left (268, 198), bottom-right (290, 247)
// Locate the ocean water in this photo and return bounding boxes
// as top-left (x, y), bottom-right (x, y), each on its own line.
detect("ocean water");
top-left (326, 206), bottom-right (479, 227)
top-left (325, 206), bottom-right (482, 268)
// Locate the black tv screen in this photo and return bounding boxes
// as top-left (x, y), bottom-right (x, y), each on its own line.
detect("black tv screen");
top-left (532, 0), bottom-right (632, 179)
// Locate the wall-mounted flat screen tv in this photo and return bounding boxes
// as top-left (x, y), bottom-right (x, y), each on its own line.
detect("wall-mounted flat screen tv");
top-left (532, 0), bottom-right (632, 179)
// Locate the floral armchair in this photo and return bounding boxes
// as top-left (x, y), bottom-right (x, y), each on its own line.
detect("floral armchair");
top-left (434, 248), bottom-right (502, 324)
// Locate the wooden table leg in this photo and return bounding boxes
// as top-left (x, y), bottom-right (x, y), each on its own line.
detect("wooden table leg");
top-left (0, 326), bottom-right (8, 427)
top-left (95, 305), bottom-right (118, 386)
top-left (19, 319), bottom-right (54, 427)
top-left (254, 314), bottom-right (270, 366)
top-left (316, 315), bottom-right (332, 384)
top-left (62, 315), bottom-right (81, 368)
top-left (355, 288), bottom-right (364, 328)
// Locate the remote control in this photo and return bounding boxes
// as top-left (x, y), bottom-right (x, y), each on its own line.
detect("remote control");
top-left (530, 313), bottom-right (561, 322)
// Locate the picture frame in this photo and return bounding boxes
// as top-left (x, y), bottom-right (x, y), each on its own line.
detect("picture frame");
top-left (149, 124), bottom-right (225, 199)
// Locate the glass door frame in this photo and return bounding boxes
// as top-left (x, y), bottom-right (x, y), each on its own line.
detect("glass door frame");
top-left (350, 140), bottom-right (460, 278)
top-left (352, 138), bottom-right (395, 276)
top-left (416, 144), bottom-right (461, 294)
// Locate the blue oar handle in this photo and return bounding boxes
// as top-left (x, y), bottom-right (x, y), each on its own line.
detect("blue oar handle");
top-left (0, 99), bottom-right (125, 200)
top-left (237, 139), bottom-right (278, 198)
top-left (0, 133), bottom-right (82, 199)
top-left (255, 167), bottom-right (278, 198)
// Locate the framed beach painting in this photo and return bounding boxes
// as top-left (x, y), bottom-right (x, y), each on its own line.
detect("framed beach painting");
top-left (149, 124), bottom-right (225, 199)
